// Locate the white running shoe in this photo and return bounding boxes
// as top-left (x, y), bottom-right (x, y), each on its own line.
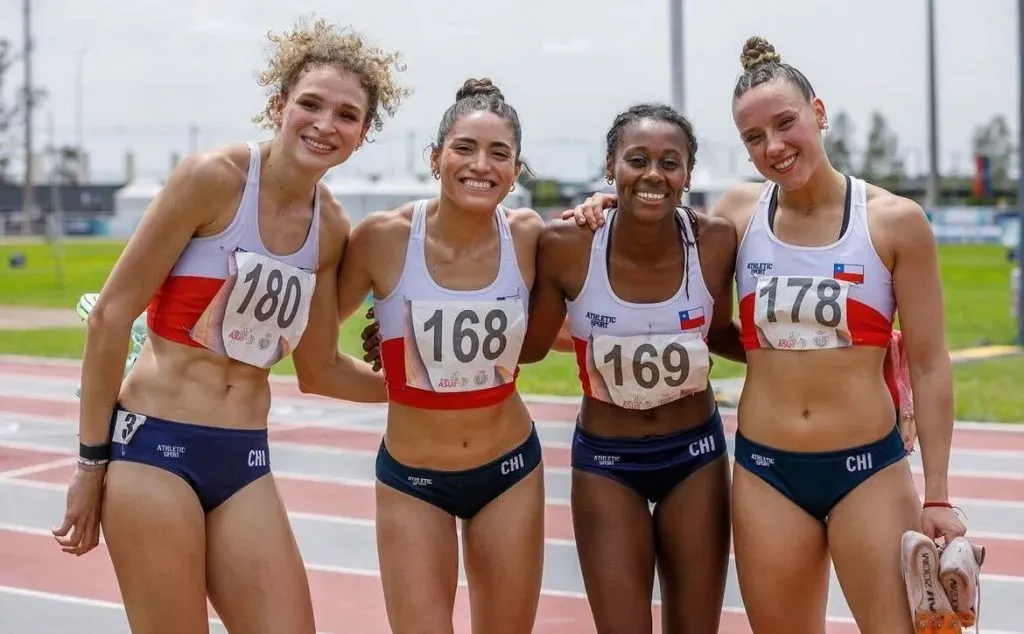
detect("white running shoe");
top-left (901, 530), bottom-right (963, 633)
top-left (74, 293), bottom-right (148, 398)
top-left (939, 536), bottom-right (985, 629)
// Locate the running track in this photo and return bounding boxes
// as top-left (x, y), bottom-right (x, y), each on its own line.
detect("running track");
top-left (0, 355), bottom-right (1021, 633)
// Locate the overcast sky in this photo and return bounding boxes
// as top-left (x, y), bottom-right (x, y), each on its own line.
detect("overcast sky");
top-left (0, 0), bottom-right (1018, 184)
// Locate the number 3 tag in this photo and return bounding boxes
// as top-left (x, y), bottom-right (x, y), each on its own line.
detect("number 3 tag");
top-left (111, 410), bottom-right (146, 454)
top-left (404, 299), bottom-right (526, 393)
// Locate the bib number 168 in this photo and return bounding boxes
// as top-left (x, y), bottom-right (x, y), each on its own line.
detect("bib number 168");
top-left (422, 308), bottom-right (509, 364)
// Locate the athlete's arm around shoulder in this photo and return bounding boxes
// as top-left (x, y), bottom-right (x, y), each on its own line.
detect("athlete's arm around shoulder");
top-left (708, 181), bottom-right (764, 241)
top-left (78, 146), bottom-right (246, 443)
top-left (291, 193), bottom-right (403, 403)
top-left (505, 206), bottom-right (546, 290)
top-left (336, 202), bottom-right (414, 317)
top-left (520, 218), bottom-right (593, 363)
top-left (870, 187), bottom-right (953, 502)
top-left (703, 183), bottom-right (761, 364)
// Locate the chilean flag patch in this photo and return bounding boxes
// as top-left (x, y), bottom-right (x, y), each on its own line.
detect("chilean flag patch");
top-left (833, 263), bottom-right (865, 284)
top-left (678, 308), bottom-right (706, 330)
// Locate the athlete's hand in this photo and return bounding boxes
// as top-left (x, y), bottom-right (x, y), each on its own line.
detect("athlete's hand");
top-left (900, 414), bottom-right (917, 455)
top-left (361, 307), bottom-right (382, 372)
top-left (921, 505), bottom-right (967, 547)
top-left (560, 192), bottom-right (618, 230)
top-left (52, 464), bottom-right (106, 556)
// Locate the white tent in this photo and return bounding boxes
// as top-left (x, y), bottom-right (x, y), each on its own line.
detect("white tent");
top-left (108, 178), bottom-right (164, 237)
top-left (326, 175), bottom-right (533, 225)
top-left (108, 173), bottom-right (537, 237)
top-left (572, 169), bottom-right (747, 212)
top-left (686, 168), bottom-right (747, 212)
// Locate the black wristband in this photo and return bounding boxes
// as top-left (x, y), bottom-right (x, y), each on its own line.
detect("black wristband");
top-left (79, 442), bottom-right (110, 461)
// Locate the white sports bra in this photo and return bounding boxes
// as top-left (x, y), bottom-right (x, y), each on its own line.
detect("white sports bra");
top-left (372, 200), bottom-right (529, 409)
top-left (565, 208), bottom-right (715, 410)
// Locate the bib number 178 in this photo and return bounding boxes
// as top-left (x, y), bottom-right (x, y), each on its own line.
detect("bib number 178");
top-left (757, 276), bottom-right (845, 327)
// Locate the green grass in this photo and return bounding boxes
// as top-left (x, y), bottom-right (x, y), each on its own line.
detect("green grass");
top-left (0, 323), bottom-right (748, 398)
top-left (0, 239), bottom-right (127, 307)
top-left (0, 239), bottom-right (1020, 420)
top-left (952, 356), bottom-right (1024, 422)
top-left (934, 244), bottom-right (1017, 348)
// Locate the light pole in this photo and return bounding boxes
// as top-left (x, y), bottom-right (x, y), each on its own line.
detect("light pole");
top-left (1017, 0), bottom-right (1024, 344)
top-left (669, 0), bottom-right (684, 113)
top-left (925, 0), bottom-right (940, 211)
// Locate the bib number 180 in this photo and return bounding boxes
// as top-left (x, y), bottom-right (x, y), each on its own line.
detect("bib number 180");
top-left (235, 262), bottom-right (303, 329)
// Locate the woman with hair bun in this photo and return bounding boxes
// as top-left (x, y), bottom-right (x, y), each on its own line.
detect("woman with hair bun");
top-left (334, 77), bottom-right (546, 633)
top-left (722, 35), bottom-right (967, 634)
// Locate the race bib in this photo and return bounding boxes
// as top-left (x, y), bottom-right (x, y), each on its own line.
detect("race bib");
top-left (191, 250), bottom-right (316, 368)
top-left (404, 299), bottom-right (526, 393)
top-left (753, 275), bottom-right (851, 350)
top-left (111, 410), bottom-right (146, 454)
top-left (589, 331), bottom-right (710, 410)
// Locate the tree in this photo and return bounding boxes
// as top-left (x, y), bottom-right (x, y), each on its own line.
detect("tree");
top-left (0, 39), bottom-right (16, 183)
top-left (0, 37), bottom-right (50, 188)
top-left (48, 145), bottom-right (86, 185)
top-left (971, 114), bottom-right (1013, 189)
top-left (823, 110), bottom-right (855, 175)
top-left (861, 111), bottom-right (900, 184)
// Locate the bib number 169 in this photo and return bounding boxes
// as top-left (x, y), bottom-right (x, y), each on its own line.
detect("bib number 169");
top-left (603, 341), bottom-right (689, 389)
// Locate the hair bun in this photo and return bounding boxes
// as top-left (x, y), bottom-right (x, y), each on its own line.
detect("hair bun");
top-left (740, 36), bottom-right (782, 71)
top-left (456, 77), bottom-right (504, 101)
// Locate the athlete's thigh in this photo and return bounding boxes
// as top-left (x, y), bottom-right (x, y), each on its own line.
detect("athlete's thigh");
top-left (827, 457), bottom-right (920, 634)
top-left (461, 466), bottom-right (545, 634)
top-left (572, 469), bottom-right (656, 634)
top-left (204, 474), bottom-right (315, 634)
top-left (732, 463), bottom-right (830, 634)
top-left (653, 455), bottom-right (731, 634)
top-left (376, 480), bottom-right (460, 634)
top-left (101, 461), bottom-right (210, 634)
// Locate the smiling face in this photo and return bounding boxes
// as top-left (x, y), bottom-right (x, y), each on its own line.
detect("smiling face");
top-left (733, 77), bottom-right (828, 189)
top-left (608, 117), bottom-right (692, 223)
top-left (273, 63), bottom-right (371, 172)
top-left (432, 110), bottom-right (520, 213)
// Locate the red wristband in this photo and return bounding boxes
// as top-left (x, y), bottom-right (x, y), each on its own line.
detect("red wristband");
top-left (923, 501), bottom-right (953, 509)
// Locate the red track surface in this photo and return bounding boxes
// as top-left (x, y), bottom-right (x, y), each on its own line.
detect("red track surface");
top-left (1, 357), bottom-right (1020, 633)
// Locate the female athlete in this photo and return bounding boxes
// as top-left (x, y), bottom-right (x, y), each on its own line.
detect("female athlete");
top-left (52, 17), bottom-right (409, 634)
top-left (565, 36), bottom-right (969, 634)
top-left (327, 78), bottom-right (545, 634)
top-left (519, 103), bottom-right (741, 634)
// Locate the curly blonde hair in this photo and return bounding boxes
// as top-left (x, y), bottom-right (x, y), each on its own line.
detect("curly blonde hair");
top-left (253, 16), bottom-right (412, 135)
